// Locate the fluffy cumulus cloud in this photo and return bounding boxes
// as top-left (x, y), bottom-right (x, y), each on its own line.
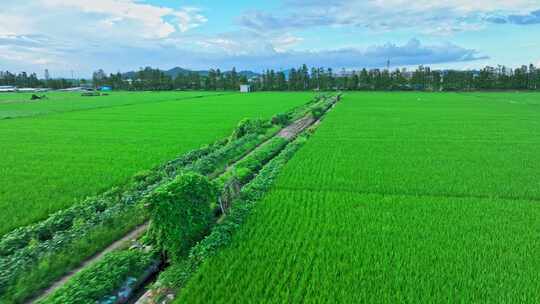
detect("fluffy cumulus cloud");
top-left (131, 37), bottom-right (485, 72)
top-left (39, 0), bottom-right (207, 38)
top-left (486, 9), bottom-right (540, 25)
top-left (241, 0), bottom-right (540, 34)
top-left (363, 39), bottom-right (486, 64)
top-left (173, 7), bottom-right (208, 32)
top-left (0, 1), bottom-right (207, 74)
top-left (0, 34), bottom-right (67, 71)
top-left (189, 31), bottom-right (303, 56)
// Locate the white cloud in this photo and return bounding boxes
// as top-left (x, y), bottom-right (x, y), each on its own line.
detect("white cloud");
top-left (365, 0), bottom-right (538, 13)
top-left (271, 34), bottom-right (303, 52)
top-left (194, 31), bottom-right (304, 55)
top-left (0, 1), bottom-right (208, 74)
top-left (39, 0), bottom-right (206, 39)
top-left (1, 1), bottom-right (531, 76)
top-left (288, 0), bottom-right (539, 13)
top-left (0, 13), bottom-right (30, 36)
top-left (189, 30), bottom-right (301, 56)
top-left (173, 7), bottom-right (208, 32)
top-left (145, 38), bottom-right (487, 72)
top-left (0, 1), bottom-right (207, 41)
top-left (0, 44), bottom-right (62, 69)
top-left (196, 37), bottom-right (242, 54)
top-left (437, 0), bottom-right (537, 12)
top-left (244, 0), bottom-right (540, 34)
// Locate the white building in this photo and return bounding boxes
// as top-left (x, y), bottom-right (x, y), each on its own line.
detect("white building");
top-left (18, 88), bottom-right (38, 93)
top-left (240, 84), bottom-right (251, 93)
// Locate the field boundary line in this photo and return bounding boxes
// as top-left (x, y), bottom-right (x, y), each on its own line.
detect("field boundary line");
top-left (1, 92), bottom-right (232, 121)
top-left (274, 186), bottom-right (540, 203)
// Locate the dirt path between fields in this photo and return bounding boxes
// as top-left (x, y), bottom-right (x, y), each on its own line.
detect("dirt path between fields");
top-left (218, 108), bottom-right (324, 178)
top-left (278, 116), bottom-right (315, 139)
top-left (29, 223), bottom-right (149, 303)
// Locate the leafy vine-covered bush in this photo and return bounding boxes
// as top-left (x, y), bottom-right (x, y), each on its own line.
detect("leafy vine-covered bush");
top-left (146, 173), bottom-right (217, 262)
top-left (162, 140), bottom-right (228, 177)
top-left (230, 118), bottom-right (269, 140)
top-left (271, 113), bottom-right (290, 126)
top-left (287, 94), bottom-right (334, 121)
top-left (189, 133), bottom-right (260, 176)
top-left (188, 123), bottom-right (280, 177)
top-left (216, 137), bottom-right (289, 187)
top-left (311, 106), bottom-right (325, 119)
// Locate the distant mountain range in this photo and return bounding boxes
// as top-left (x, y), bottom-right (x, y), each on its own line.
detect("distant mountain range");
top-left (123, 67), bottom-right (260, 79)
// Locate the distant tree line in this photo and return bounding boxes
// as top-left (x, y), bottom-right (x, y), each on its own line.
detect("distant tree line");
top-left (0, 71), bottom-right (76, 90)
top-left (84, 64), bottom-right (540, 92)
top-left (2, 63), bottom-right (540, 91)
top-left (251, 64), bottom-right (540, 91)
top-left (92, 67), bottom-right (248, 91)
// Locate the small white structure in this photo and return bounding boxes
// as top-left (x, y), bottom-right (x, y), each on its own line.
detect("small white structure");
top-left (240, 84), bottom-right (251, 93)
top-left (0, 86), bottom-right (16, 93)
top-left (18, 88), bottom-right (38, 93)
top-left (59, 87), bottom-right (90, 92)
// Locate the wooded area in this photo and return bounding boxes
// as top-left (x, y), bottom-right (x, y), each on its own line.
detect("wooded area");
top-left (2, 64), bottom-right (539, 91)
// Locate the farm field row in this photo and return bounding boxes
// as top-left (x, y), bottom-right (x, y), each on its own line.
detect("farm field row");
top-left (181, 190), bottom-right (540, 303)
top-left (178, 92), bottom-right (540, 303)
top-left (456, 91), bottom-right (540, 105)
top-left (0, 92), bottom-right (314, 235)
top-left (278, 92), bottom-right (540, 199)
top-left (0, 91), bottom-right (223, 119)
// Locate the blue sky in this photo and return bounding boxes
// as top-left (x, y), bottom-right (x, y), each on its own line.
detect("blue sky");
top-left (1, 0), bottom-right (539, 77)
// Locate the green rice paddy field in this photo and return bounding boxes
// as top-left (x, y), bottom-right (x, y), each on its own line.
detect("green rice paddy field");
top-left (178, 92), bottom-right (540, 303)
top-left (0, 91), bottom-right (221, 119)
top-left (0, 91), bottom-right (314, 235)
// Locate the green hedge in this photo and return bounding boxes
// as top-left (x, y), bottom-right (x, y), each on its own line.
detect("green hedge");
top-left (188, 125), bottom-right (280, 177)
top-left (230, 118), bottom-right (269, 140)
top-left (216, 137), bottom-right (289, 187)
